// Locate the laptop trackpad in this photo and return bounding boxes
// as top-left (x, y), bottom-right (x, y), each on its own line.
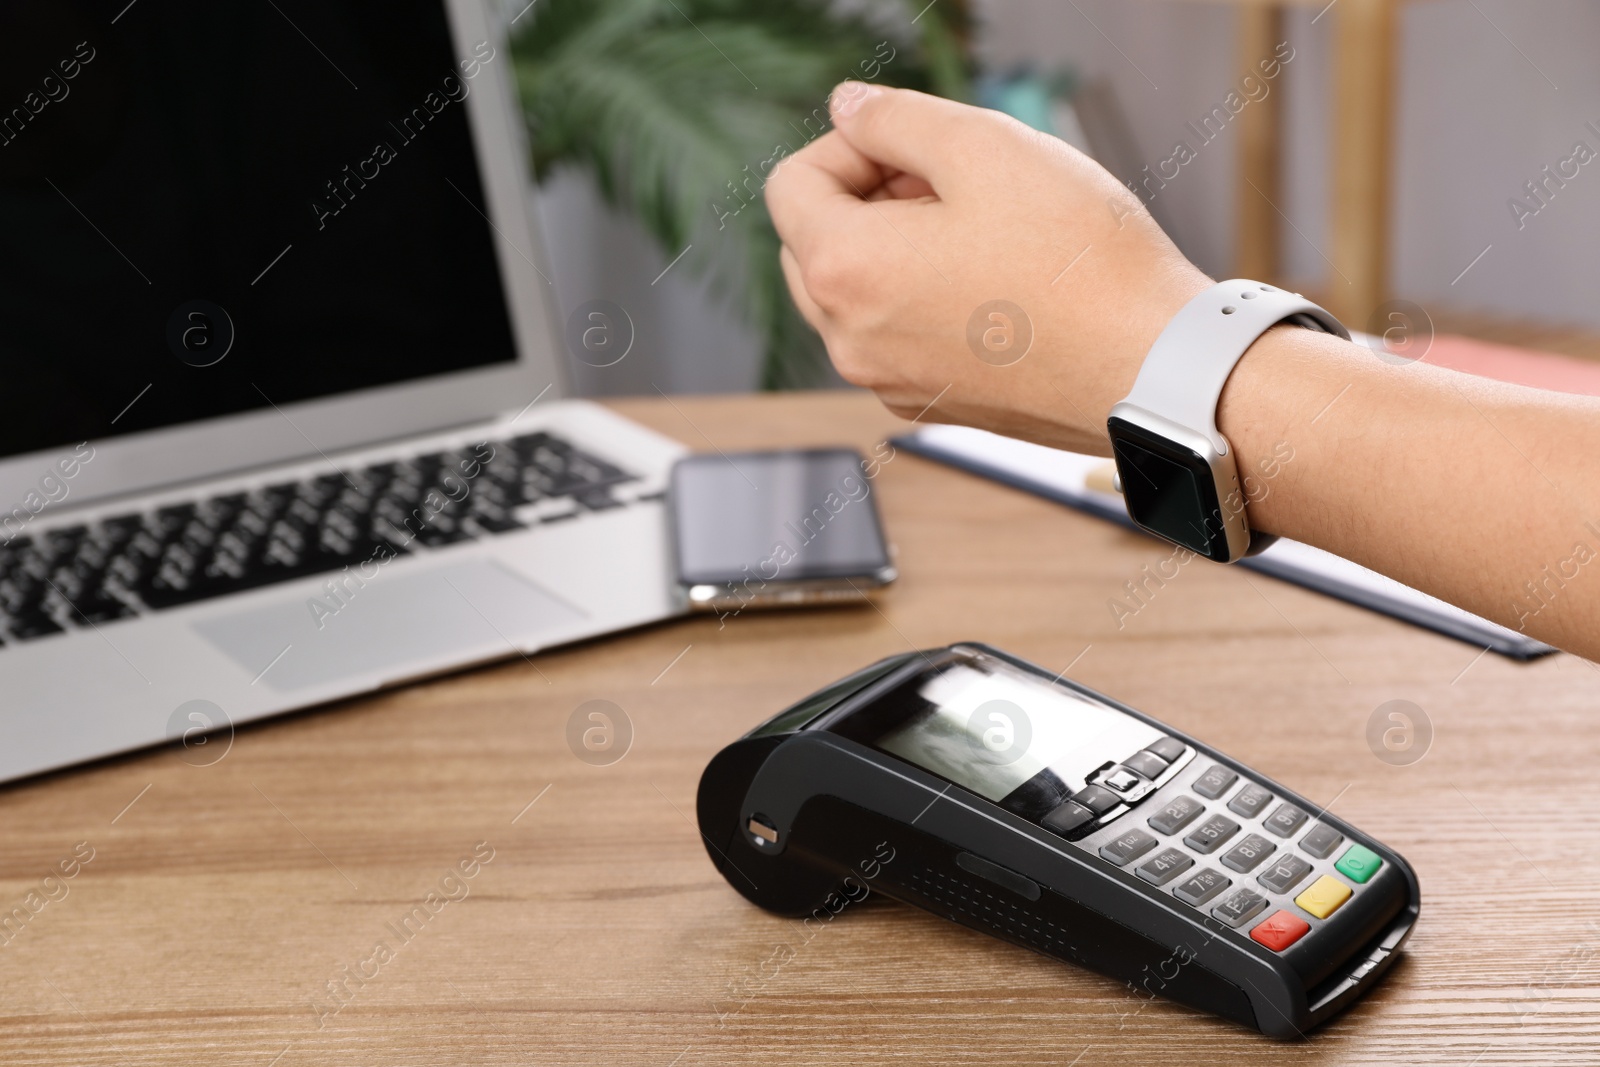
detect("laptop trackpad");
top-left (193, 559), bottom-right (587, 692)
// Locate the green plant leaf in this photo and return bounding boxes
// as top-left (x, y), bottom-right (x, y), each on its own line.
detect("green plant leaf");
top-left (512, 0), bottom-right (970, 388)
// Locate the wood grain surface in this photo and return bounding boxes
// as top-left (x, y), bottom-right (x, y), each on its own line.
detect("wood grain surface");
top-left (2, 390), bottom-right (1596, 1066)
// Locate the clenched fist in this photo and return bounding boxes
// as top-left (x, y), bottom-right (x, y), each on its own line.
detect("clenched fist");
top-left (765, 83), bottom-right (1212, 455)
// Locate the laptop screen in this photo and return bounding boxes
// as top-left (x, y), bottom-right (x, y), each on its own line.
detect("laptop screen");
top-left (0, 1), bottom-right (521, 461)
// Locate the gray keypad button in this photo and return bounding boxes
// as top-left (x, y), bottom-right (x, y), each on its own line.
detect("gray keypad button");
top-left (1264, 802), bottom-right (1309, 838)
top-left (1042, 800), bottom-right (1096, 837)
top-left (1102, 767), bottom-right (1142, 793)
top-left (1136, 847), bottom-right (1194, 887)
top-left (1257, 854), bottom-right (1313, 894)
top-left (1300, 823), bottom-right (1345, 859)
top-left (1072, 784), bottom-right (1121, 815)
top-left (1193, 764), bottom-right (1238, 800)
top-left (1183, 814), bottom-right (1240, 854)
top-left (1099, 828), bottom-right (1159, 866)
top-left (1122, 751), bottom-right (1168, 779)
top-left (1147, 794), bottom-right (1204, 835)
top-left (1212, 888), bottom-right (1269, 928)
top-left (1220, 833), bottom-right (1277, 873)
top-left (1172, 868), bottom-right (1231, 907)
top-left (1145, 737), bottom-right (1186, 762)
top-left (1227, 783), bottom-right (1274, 819)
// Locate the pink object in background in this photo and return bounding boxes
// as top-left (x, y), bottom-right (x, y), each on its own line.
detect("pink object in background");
top-left (1422, 334), bottom-right (1600, 397)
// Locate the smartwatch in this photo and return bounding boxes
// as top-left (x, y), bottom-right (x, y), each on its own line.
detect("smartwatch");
top-left (1106, 280), bottom-right (1348, 564)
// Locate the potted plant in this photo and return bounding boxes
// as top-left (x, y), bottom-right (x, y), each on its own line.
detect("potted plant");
top-left (510, 0), bottom-right (972, 388)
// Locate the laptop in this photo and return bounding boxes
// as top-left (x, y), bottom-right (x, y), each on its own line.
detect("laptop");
top-left (0, 0), bottom-right (687, 782)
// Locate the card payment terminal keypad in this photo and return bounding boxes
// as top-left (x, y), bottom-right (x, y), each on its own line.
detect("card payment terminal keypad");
top-left (1046, 740), bottom-right (1387, 954)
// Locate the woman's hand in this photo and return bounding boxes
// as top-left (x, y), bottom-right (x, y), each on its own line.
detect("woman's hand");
top-left (766, 82), bottom-right (1600, 662)
top-left (765, 83), bottom-right (1212, 454)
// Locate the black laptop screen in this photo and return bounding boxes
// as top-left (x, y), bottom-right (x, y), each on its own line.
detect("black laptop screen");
top-left (0, 1), bottom-right (521, 460)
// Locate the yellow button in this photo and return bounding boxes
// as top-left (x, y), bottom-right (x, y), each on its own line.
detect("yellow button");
top-left (1295, 875), bottom-right (1353, 919)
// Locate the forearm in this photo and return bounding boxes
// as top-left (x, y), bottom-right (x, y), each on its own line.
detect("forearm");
top-left (767, 84), bottom-right (1600, 660)
top-left (1219, 327), bottom-right (1600, 658)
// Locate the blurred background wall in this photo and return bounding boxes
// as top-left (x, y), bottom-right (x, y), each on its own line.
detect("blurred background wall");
top-left (533, 172), bottom-right (765, 396)
top-left (532, 0), bottom-right (1600, 395)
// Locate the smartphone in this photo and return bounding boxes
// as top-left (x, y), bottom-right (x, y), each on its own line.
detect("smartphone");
top-left (669, 448), bottom-right (896, 614)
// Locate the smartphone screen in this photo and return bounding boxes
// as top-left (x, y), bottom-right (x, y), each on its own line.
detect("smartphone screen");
top-left (670, 449), bottom-right (892, 588)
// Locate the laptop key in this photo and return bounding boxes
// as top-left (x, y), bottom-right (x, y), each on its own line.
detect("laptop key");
top-left (69, 597), bottom-right (135, 625)
top-left (575, 488), bottom-right (623, 511)
top-left (469, 513), bottom-right (525, 534)
top-left (101, 515), bottom-right (143, 541)
top-left (10, 612), bottom-right (64, 639)
top-left (45, 526), bottom-right (88, 549)
top-left (155, 503), bottom-right (195, 533)
top-left (412, 520), bottom-right (473, 547)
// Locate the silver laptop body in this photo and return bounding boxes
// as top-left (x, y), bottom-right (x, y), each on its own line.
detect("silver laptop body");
top-left (0, 0), bottom-right (685, 782)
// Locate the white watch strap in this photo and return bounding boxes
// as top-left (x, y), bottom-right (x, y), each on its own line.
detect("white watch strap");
top-left (1120, 280), bottom-right (1349, 455)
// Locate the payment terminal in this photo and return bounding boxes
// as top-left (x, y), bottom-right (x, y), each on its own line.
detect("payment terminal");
top-left (696, 644), bottom-right (1420, 1038)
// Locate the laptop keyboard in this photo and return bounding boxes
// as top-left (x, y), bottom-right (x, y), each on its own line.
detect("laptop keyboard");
top-left (0, 431), bottom-right (647, 646)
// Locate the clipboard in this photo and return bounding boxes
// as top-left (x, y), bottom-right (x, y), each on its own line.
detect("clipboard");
top-left (893, 424), bottom-right (1556, 661)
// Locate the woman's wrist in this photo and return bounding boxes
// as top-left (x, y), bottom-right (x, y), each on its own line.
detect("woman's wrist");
top-left (1049, 266), bottom-right (1212, 453)
top-left (1216, 324), bottom-right (1377, 544)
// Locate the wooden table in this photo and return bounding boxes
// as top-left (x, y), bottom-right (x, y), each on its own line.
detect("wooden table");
top-left (3, 391), bottom-right (1595, 1066)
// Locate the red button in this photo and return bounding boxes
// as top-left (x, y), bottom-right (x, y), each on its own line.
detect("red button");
top-left (1250, 910), bottom-right (1311, 952)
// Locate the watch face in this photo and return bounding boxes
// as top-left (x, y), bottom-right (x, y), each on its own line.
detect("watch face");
top-left (1107, 417), bottom-right (1232, 562)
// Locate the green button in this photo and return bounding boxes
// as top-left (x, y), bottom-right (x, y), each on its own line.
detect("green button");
top-left (1334, 844), bottom-right (1383, 884)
